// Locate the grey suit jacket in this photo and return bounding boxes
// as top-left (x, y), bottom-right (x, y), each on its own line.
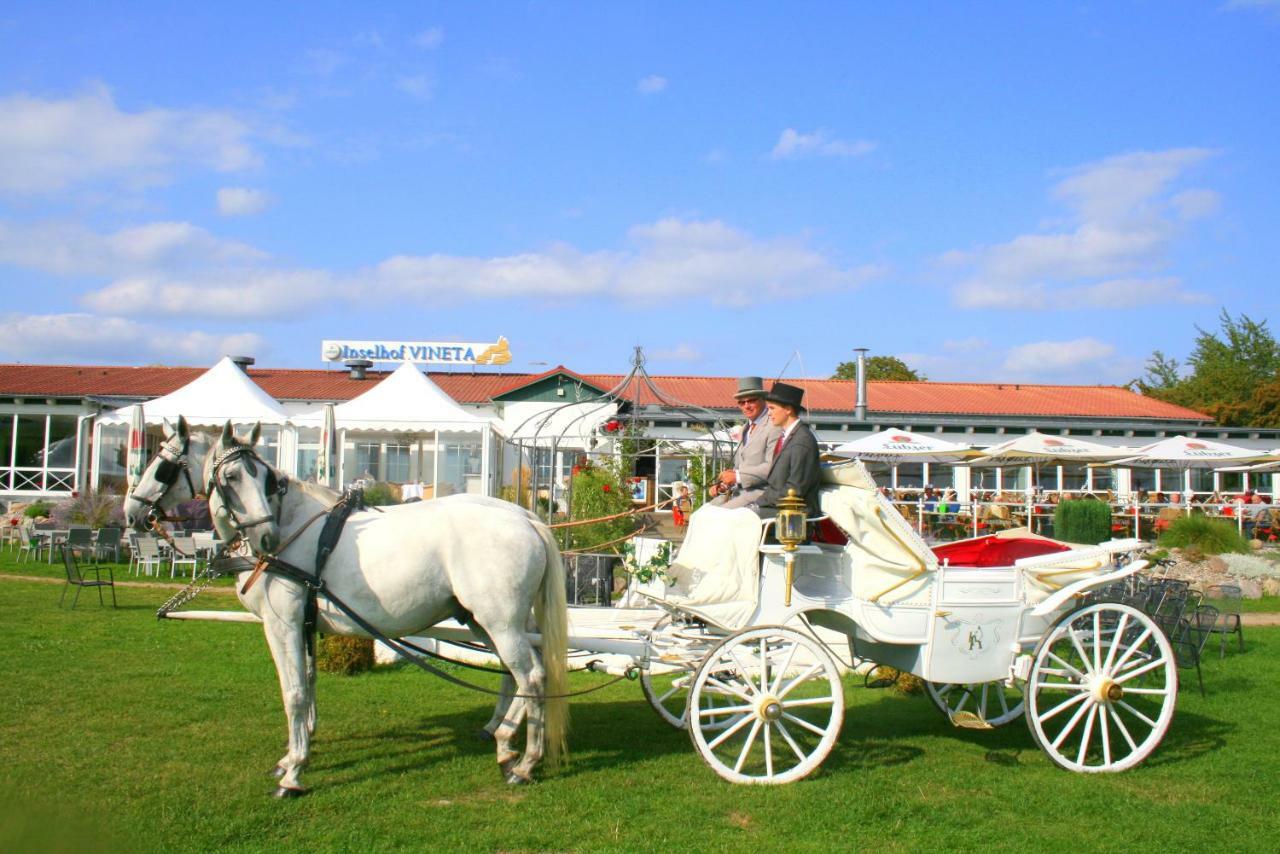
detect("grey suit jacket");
top-left (756, 422), bottom-right (823, 516)
top-left (734, 413), bottom-right (782, 490)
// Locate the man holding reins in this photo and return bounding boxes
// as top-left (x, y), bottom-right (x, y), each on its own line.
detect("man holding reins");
top-left (709, 376), bottom-right (782, 509)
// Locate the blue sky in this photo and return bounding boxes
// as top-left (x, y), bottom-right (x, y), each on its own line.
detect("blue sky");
top-left (0, 2), bottom-right (1276, 384)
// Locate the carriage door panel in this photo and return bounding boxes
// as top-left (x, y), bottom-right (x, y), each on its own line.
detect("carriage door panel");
top-left (925, 568), bottom-right (1021, 684)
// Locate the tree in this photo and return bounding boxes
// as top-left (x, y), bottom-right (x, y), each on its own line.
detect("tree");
top-left (831, 355), bottom-right (926, 382)
top-left (1132, 310), bottom-right (1280, 426)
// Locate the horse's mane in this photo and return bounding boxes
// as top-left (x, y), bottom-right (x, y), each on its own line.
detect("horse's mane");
top-left (288, 477), bottom-right (341, 504)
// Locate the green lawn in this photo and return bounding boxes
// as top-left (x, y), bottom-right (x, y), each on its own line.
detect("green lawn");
top-left (1, 576), bottom-right (1278, 852)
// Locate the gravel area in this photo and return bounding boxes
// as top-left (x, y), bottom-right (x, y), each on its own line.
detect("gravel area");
top-left (1155, 547), bottom-right (1280, 598)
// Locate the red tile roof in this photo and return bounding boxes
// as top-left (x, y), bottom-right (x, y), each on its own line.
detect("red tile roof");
top-left (0, 363), bottom-right (1211, 422)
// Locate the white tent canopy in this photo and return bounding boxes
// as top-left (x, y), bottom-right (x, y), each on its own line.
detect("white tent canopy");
top-left (1102, 435), bottom-right (1277, 469)
top-left (831, 427), bottom-right (977, 463)
top-left (292, 362), bottom-right (494, 432)
top-left (967, 431), bottom-right (1131, 466)
top-left (99, 356), bottom-right (289, 426)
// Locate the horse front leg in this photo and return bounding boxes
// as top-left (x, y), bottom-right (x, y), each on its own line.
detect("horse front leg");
top-left (261, 611), bottom-right (313, 797)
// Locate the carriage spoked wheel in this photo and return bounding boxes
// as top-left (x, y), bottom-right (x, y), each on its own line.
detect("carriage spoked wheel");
top-left (925, 680), bottom-right (1024, 727)
top-left (640, 615), bottom-right (733, 730)
top-left (1025, 602), bottom-right (1176, 772)
top-left (688, 626), bottom-right (844, 784)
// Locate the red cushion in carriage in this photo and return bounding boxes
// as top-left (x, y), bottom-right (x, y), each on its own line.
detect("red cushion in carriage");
top-left (931, 535), bottom-right (1071, 568)
top-left (811, 517), bottom-right (848, 546)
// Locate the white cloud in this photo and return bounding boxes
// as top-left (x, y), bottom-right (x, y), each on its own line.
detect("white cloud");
top-left (0, 312), bottom-right (264, 365)
top-left (0, 84), bottom-right (260, 194)
top-left (1002, 338), bottom-right (1117, 375)
top-left (413, 27), bottom-right (445, 49)
top-left (0, 219), bottom-right (266, 276)
top-left (648, 343), bottom-right (704, 363)
top-left (770, 128), bottom-right (876, 160)
top-left (396, 75), bottom-right (434, 99)
top-left (637, 75), bottom-right (668, 95)
top-left (80, 217), bottom-right (885, 319)
top-left (216, 187), bottom-right (276, 217)
top-left (943, 148), bottom-right (1219, 311)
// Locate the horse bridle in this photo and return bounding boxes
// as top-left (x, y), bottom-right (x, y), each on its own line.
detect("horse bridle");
top-left (207, 445), bottom-right (288, 534)
top-left (132, 438), bottom-right (198, 525)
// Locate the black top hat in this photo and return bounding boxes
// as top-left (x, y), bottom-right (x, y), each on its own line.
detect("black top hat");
top-left (766, 382), bottom-right (806, 412)
top-left (733, 376), bottom-right (767, 400)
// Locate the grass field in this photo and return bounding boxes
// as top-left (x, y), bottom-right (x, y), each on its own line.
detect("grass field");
top-left (2, 568), bottom-right (1279, 852)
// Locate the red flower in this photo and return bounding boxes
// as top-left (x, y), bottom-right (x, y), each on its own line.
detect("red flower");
top-left (602, 484), bottom-right (611, 493)
top-left (603, 419), bottom-right (622, 434)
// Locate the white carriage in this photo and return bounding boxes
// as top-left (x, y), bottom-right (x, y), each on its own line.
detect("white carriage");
top-left (445, 459), bottom-right (1176, 784)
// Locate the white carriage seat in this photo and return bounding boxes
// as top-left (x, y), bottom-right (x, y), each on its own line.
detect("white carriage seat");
top-left (657, 504), bottom-right (770, 631)
top-left (1016, 538), bottom-right (1146, 605)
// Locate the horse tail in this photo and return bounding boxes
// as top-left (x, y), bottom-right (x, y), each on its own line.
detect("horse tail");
top-left (532, 520), bottom-right (570, 769)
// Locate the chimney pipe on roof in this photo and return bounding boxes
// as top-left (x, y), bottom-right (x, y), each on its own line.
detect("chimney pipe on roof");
top-left (854, 348), bottom-right (868, 421)
top-left (230, 355), bottom-right (255, 373)
top-left (344, 359), bottom-right (373, 380)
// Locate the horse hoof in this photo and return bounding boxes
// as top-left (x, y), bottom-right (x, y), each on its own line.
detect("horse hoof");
top-left (268, 765), bottom-right (286, 778)
top-left (476, 729), bottom-right (495, 742)
top-left (272, 785), bottom-right (308, 799)
top-left (505, 771), bottom-right (533, 786)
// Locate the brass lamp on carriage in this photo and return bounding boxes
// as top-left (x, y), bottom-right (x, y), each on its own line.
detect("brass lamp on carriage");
top-left (774, 488), bottom-right (807, 606)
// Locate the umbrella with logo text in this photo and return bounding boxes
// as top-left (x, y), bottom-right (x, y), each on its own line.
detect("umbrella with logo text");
top-left (831, 427), bottom-right (979, 464)
top-left (126, 404), bottom-right (146, 490)
top-left (317, 403), bottom-right (338, 488)
top-left (1100, 435), bottom-right (1276, 497)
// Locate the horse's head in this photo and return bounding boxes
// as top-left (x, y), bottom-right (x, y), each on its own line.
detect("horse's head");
top-left (205, 420), bottom-right (282, 554)
top-left (124, 415), bottom-right (197, 531)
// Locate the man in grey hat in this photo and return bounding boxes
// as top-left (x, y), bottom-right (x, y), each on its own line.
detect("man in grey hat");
top-left (709, 376), bottom-right (782, 509)
top-left (751, 381), bottom-right (822, 518)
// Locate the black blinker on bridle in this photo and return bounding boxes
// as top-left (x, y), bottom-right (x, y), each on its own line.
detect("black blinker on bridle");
top-left (208, 445), bottom-right (287, 534)
top-left (132, 439), bottom-right (197, 523)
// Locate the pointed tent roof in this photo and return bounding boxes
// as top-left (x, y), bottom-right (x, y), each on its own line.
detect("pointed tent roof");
top-left (1104, 435), bottom-right (1277, 469)
top-left (968, 431), bottom-right (1131, 466)
top-left (293, 362), bottom-right (493, 432)
top-left (99, 356), bottom-right (289, 426)
top-left (831, 428), bottom-right (978, 463)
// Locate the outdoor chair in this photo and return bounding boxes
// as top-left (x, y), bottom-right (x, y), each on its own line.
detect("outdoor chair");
top-left (170, 536), bottom-right (199, 579)
top-left (1169, 602), bottom-right (1217, 697)
top-left (192, 531), bottom-right (217, 568)
top-left (94, 527), bottom-right (123, 563)
top-left (17, 523), bottom-right (44, 563)
top-left (134, 535), bottom-right (166, 577)
top-left (1203, 583), bottom-right (1245, 658)
top-left (64, 526), bottom-right (95, 562)
top-left (60, 545), bottom-right (116, 609)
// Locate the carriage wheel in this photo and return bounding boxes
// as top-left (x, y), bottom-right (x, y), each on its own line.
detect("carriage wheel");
top-left (1025, 602), bottom-right (1176, 772)
top-left (926, 680), bottom-right (1024, 728)
top-left (688, 626), bottom-right (844, 784)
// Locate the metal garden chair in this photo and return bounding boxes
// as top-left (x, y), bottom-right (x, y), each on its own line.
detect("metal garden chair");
top-left (94, 527), bottom-right (123, 563)
top-left (1203, 583), bottom-right (1245, 658)
top-left (134, 535), bottom-right (166, 577)
top-left (170, 536), bottom-right (199, 579)
top-left (59, 545), bottom-right (116, 609)
top-left (64, 526), bottom-right (95, 562)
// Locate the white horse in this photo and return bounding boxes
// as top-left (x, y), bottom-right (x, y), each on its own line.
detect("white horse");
top-left (208, 423), bottom-right (570, 794)
top-left (122, 415), bottom-right (214, 532)
top-left (128, 419), bottom-right (570, 795)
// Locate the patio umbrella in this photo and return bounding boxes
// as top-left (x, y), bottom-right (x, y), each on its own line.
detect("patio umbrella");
top-left (831, 428), bottom-right (979, 464)
top-left (1100, 435), bottom-right (1278, 497)
top-left (126, 404), bottom-right (146, 490)
top-left (967, 431), bottom-right (1131, 467)
top-left (317, 403), bottom-right (338, 488)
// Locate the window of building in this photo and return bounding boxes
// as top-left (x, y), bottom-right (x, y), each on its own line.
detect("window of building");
top-left (2, 412), bottom-right (81, 494)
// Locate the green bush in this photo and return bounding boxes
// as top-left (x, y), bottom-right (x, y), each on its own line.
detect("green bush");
top-left (361, 482), bottom-right (400, 506)
top-left (1158, 513), bottom-right (1250, 555)
top-left (566, 463), bottom-right (636, 552)
top-left (316, 635), bottom-right (375, 675)
top-left (1054, 499), bottom-right (1112, 545)
top-left (23, 501), bottom-right (53, 519)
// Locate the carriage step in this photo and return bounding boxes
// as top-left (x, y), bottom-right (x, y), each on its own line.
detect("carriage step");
top-left (949, 711), bottom-right (995, 730)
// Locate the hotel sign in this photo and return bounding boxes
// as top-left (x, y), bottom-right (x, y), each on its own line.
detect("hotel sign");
top-left (321, 336), bottom-right (512, 366)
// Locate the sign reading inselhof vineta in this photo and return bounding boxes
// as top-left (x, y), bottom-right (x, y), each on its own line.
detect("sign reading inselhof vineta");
top-left (321, 337), bottom-right (512, 366)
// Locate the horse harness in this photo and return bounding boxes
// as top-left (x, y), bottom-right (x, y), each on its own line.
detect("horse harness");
top-left (132, 437), bottom-right (199, 524)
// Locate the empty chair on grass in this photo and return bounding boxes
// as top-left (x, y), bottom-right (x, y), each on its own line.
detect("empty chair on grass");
top-left (94, 526), bottom-right (123, 563)
top-left (60, 545), bottom-right (116, 609)
top-left (134, 535), bottom-right (166, 577)
top-left (170, 535), bottom-right (199, 579)
top-left (1204, 583), bottom-right (1245, 658)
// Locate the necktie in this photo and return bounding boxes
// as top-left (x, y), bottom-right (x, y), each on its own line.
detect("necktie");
top-left (774, 434), bottom-right (785, 457)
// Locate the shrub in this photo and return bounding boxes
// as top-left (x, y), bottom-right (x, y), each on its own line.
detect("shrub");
top-left (50, 490), bottom-right (124, 528)
top-left (361, 482), bottom-right (400, 507)
top-left (23, 501), bottom-right (53, 519)
top-left (1159, 514), bottom-right (1250, 555)
top-left (1054, 499), bottom-right (1112, 545)
top-left (316, 635), bottom-right (375, 675)
top-left (566, 462), bottom-right (636, 552)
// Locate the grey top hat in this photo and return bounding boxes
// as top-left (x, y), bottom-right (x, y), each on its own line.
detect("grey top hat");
top-left (766, 381), bottom-right (806, 412)
top-left (733, 376), bottom-right (767, 400)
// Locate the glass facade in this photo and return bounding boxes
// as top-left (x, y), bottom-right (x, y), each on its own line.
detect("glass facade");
top-left (0, 412), bottom-right (80, 494)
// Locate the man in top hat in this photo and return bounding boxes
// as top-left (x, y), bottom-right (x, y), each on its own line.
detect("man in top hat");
top-left (751, 381), bottom-right (822, 518)
top-left (709, 376), bottom-right (782, 509)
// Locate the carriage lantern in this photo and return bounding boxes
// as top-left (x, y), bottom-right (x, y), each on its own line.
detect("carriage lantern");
top-left (774, 488), bottom-right (807, 606)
